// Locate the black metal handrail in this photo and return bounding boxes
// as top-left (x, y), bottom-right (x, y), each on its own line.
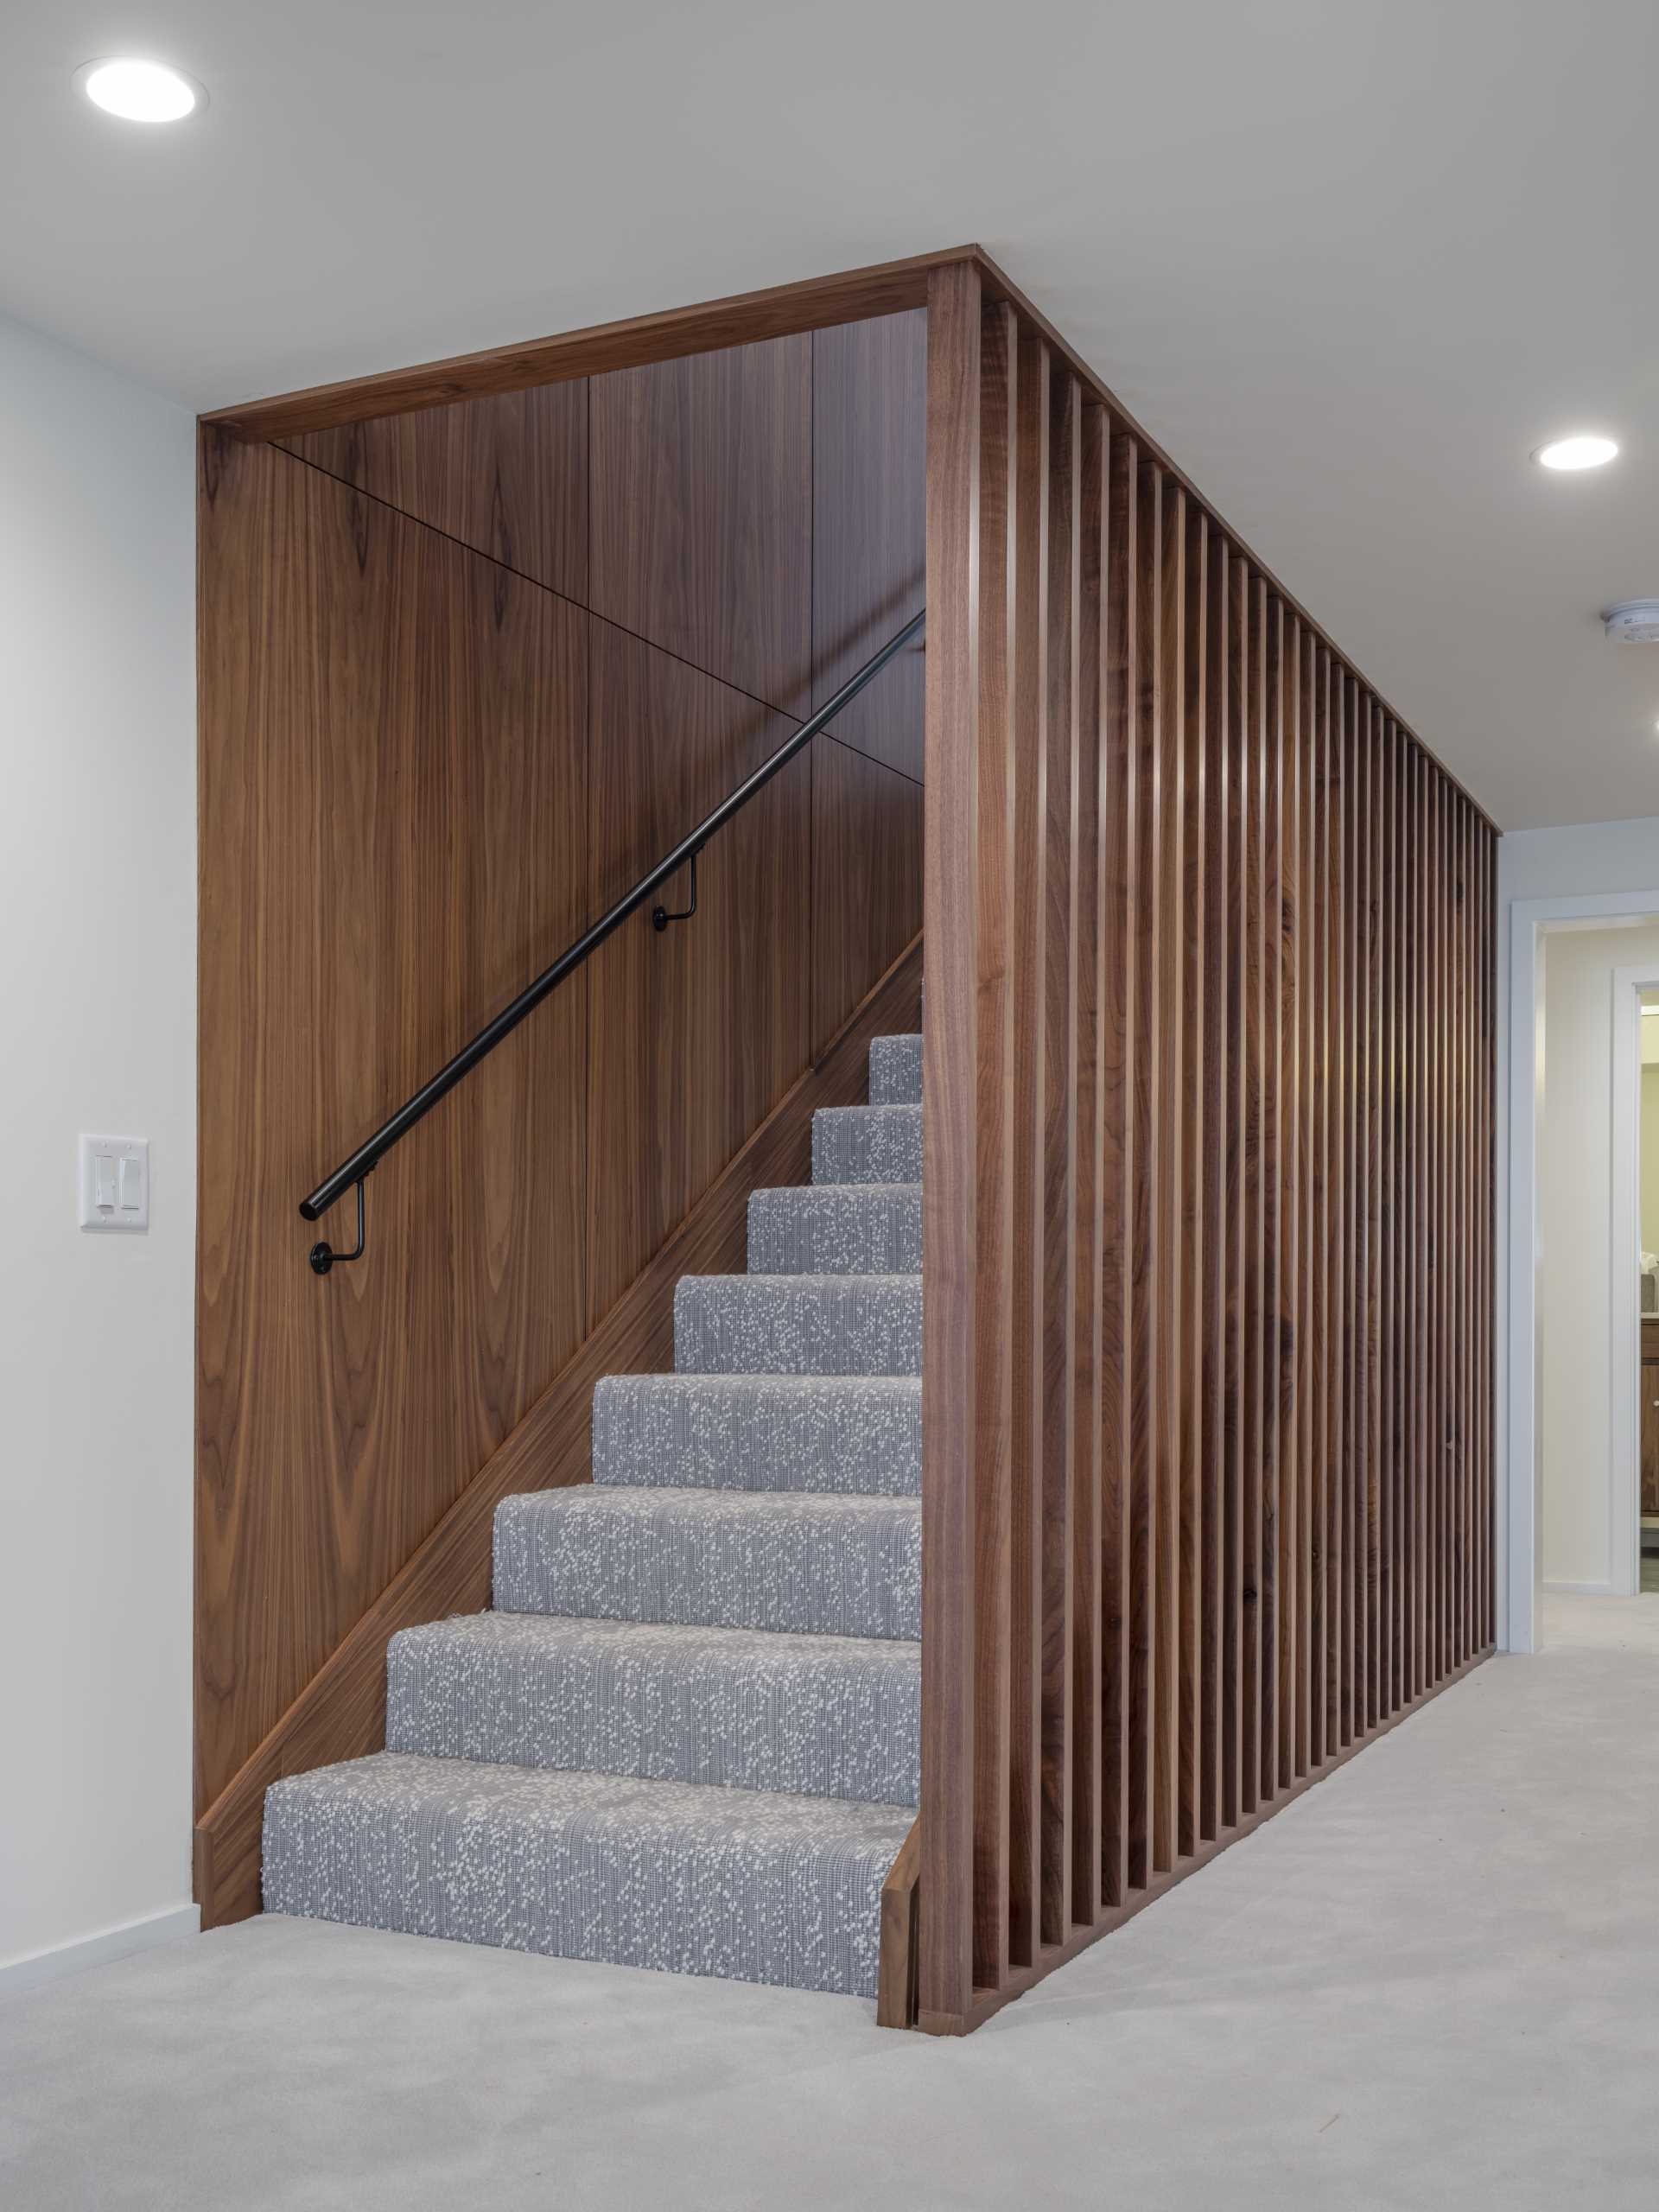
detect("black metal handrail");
top-left (301, 607), bottom-right (925, 1274)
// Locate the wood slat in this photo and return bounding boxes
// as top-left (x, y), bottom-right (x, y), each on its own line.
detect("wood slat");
top-left (1199, 523), bottom-right (1230, 1846)
top-left (1177, 497), bottom-right (1206, 1861)
top-left (919, 257), bottom-right (983, 2033)
top-left (1008, 325), bottom-right (1052, 1962)
top-left (1222, 550), bottom-right (1250, 1833)
top-left (1039, 364), bottom-right (1081, 1946)
top-left (1071, 399), bottom-right (1108, 1927)
top-left (1128, 454), bottom-right (1162, 1890)
top-left (969, 298), bottom-right (1018, 1993)
top-left (1154, 473), bottom-right (1185, 1872)
top-left (916, 282), bottom-right (1497, 2035)
top-left (1099, 427), bottom-right (1138, 1911)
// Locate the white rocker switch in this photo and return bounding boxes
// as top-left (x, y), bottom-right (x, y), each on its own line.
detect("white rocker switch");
top-left (79, 1136), bottom-right (149, 1233)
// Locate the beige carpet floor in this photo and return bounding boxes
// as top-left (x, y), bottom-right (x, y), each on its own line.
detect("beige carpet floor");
top-left (3, 1592), bottom-right (1656, 2211)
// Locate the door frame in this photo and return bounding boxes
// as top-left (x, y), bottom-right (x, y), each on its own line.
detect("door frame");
top-left (1611, 963), bottom-right (1659, 1598)
top-left (1505, 889), bottom-right (1659, 1653)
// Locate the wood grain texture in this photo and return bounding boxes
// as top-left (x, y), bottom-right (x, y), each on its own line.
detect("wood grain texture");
top-left (1178, 500), bottom-right (1208, 1858)
top-left (196, 940), bottom-right (923, 1927)
top-left (582, 626), bottom-right (812, 1323)
top-left (198, 312), bottom-right (932, 1915)
top-left (1154, 480), bottom-right (1185, 1871)
top-left (206, 250), bottom-right (967, 442)
top-left (917, 289), bottom-right (1497, 2037)
top-left (1071, 400), bottom-right (1107, 1921)
top-left (812, 310), bottom-right (928, 782)
top-left (212, 243), bottom-right (1496, 842)
top-left (1007, 322), bottom-right (1050, 1967)
top-left (1128, 454), bottom-right (1161, 1891)
top-left (278, 383), bottom-right (588, 600)
top-left (1197, 521), bottom-right (1227, 1844)
top-left (1039, 364), bottom-right (1080, 1943)
top-left (918, 258), bottom-right (982, 2032)
top-left (196, 432), bottom-right (590, 1819)
top-left (877, 1817), bottom-right (924, 2030)
top-left (590, 335), bottom-right (812, 714)
top-left (1099, 426), bottom-right (1138, 1910)
top-left (810, 739), bottom-right (926, 1055)
top-left (970, 300), bottom-right (1018, 1991)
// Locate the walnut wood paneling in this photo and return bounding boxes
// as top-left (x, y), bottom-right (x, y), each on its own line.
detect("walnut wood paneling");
top-left (278, 383), bottom-right (588, 600)
top-left (198, 315), bottom-right (931, 1893)
top-left (812, 310), bottom-right (927, 783)
top-left (195, 432), bottom-right (590, 1815)
top-left (590, 335), bottom-right (811, 715)
top-left (582, 627), bottom-right (812, 1324)
top-left (917, 273), bottom-right (1498, 2037)
top-left (196, 941), bottom-right (922, 1928)
top-left (810, 741), bottom-right (925, 1057)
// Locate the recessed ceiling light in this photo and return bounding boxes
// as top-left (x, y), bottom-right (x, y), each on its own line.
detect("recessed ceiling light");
top-left (1532, 433), bottom-right (1618, 471)
top-left (76, 57), bottom-right (205, 124)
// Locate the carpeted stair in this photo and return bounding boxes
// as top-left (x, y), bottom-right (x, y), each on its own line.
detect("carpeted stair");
top-left (262, 1030), bottom-right (923, 1999)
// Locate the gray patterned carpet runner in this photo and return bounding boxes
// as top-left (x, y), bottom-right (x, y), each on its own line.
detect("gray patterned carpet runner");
top-left (263, 1033), bottom-right (923, 1999)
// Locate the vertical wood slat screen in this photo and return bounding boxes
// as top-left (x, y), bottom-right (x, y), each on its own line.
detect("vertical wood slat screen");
top-left (919, 261), bottom-right (1497, 2037)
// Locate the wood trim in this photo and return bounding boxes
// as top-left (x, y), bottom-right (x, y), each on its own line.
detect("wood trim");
top-left (201, 249), bottom-right (976, 442)
top-left (202, 240), bottom-right (1496, 836)
top-left (193, 935), bottom-right (923, 1930)
top-left (918, 256), bottom-right (982, 2030)
top-left (875, 1817), bottom-right (923, 2030)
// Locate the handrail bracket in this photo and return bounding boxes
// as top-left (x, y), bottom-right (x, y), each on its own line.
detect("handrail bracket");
top-left (309, 1177), bottom-right (367, 1277)
top-left (652, 849), bottom-right (699, 931)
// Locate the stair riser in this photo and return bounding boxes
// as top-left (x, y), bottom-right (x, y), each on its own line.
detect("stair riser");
top-left (592, 1376), bottom-right (921, 1495)
top-left (263, 1760), bottom-right (904, 1997)
top-left (868, 1035), bottom-right (923, 1106)
top-left (387, 1624), bottom-right (919, 1805)
top-left (811, 1104), bottom-right (923, 1186)
top-left (493, 1496), bottom-right (922, 1640)
top-left (746, 1185), bottom-right (921, 1276)
top-left (674, 1276), bottom-right (922, 1377)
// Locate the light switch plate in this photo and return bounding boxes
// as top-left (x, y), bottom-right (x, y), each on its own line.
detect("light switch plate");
top-left (79, 1135), bottom-right (149, 1233)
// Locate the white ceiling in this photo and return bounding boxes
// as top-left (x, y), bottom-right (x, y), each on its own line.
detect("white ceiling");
top-left (5, 0), bottom-right (1658, 830)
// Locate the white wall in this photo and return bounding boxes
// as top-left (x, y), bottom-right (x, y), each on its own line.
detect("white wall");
top-left (1497, 817), bottom-right (1659, 1643)
top-left (0, 313), bottom-right (196, 1976)
top-left (1537, 923), bottom-right (1659, 1586)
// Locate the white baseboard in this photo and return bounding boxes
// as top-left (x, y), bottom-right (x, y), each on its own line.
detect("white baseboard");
top-left (0, 1902), bottom-right (200, 1997)
top-left (1541, 1579), bottom-right (1615, 1597)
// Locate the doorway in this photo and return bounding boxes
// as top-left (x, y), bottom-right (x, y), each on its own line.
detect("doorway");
top-left (1530, 931), bottom-right (1659, 1608)
top-left (1623, 981), bottom-right (1659, 1592)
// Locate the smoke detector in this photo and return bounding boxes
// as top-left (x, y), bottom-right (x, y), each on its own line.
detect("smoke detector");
top-left (1603, 601), bottom-right (1659, 644)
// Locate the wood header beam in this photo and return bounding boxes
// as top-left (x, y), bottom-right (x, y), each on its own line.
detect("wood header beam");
top-left (201, 242), bottom-right (1497, 835)
top-left (200, 247), bottom-right (972, 442)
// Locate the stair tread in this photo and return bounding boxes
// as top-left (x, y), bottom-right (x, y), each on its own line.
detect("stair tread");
top-left (591, 1372), bottom-right (921, 1496)
top-left (493, 1484), bottom-right (921, 1640)
top-left (868, 1034), bottom-right (923, 1105)
top-left (674, 1273), bottom-right (922, 1378)
top-left (397, 1609), bottom-right (920, 1666)
top-left (269, 1749), bottom-right (915, 1839)
top-left (389, 1611), bottom-right (920, 1805)
top-left (264, 1751), bottom-right (911, 1996)
top-left (499, 1483), bottom-right (920, 1524)
top-left (812, 1103), bottom-right (923, 1186)
top-left (747, 1184), bottom-right (921, 1276)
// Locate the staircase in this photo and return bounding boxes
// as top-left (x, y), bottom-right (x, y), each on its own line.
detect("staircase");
top-left (262, 1031), bottom-right (924, 1999)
